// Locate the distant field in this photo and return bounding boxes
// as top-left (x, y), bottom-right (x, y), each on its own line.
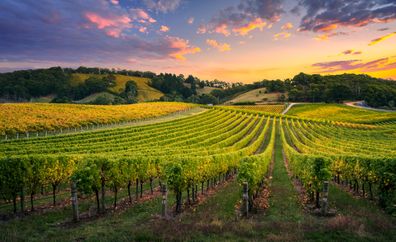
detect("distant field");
top-left (225, 104), bottom-right (286, 113)
top-left (0, 102), bottom-right (194, 134)
top-left (226, 88), bottom-right (286, 104)
top-left (287, 103), bottom-right (396, 124)
top-left (71, 73), bottom-right (163, 101)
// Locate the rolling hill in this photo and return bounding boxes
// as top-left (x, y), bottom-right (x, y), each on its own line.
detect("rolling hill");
top-left (225, 87), bottom-right (287, 104)
top-left (71, 73), bottom-right (164, 102)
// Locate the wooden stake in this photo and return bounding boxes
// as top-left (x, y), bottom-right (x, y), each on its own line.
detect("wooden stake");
top-left (71, 182), bottom-right (79, 222)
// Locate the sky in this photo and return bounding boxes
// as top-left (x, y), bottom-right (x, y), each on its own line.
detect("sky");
top-left (0, 0), bottom-right (395, 83)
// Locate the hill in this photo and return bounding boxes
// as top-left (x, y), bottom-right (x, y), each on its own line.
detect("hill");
top-left (71, 73), bottom-right (163, 102)
top-left (225, 88), bottom-right (286, 104)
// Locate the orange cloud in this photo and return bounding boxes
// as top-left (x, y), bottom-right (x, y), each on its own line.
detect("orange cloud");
top-left (187, 17), bottom-right (194, 24)
top-left (167, 36), bottom-right (201, 60)
top-left (315, 34), bottom-right (329, 41)
top-left (160, 25), bottom-right (170, 32)
top-left (206, 39), bottom-right (231, 52)
top-left (232, 18), bottom-right (266, 36)
top-left (281, 22), bottom-right (293, 30)
top-left (316, 24), bottom-right (338, 32)
top-left (369, 32), bottom-right (396, 46)
top-left (139, 27), bottom-right (147, 33)
top-left (274, 32), bottom-right (291, 40)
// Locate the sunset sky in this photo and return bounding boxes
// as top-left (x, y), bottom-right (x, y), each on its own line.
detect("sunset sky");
top-left (0, 0), bottom-right (395, 82)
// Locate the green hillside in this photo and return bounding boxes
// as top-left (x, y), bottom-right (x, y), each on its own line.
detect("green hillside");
top-left (225, 88), bottom-right (287, 104)
top-left (71, 73), bottom-right (164, 102)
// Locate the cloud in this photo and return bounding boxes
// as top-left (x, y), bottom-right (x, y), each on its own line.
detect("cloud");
top-left (314, 32), bottom-right (348, 41)
top-left (199, 0), bottom-right (284, 37)
top-left (233, 18), bottom-right (267, 36)
top-left (296, 0), bottom-right (396, 34)
top-left (214, 24), bottom-right (231, 36)
top-left (129, 8), bottom-right (156, 24)
top-left (0, 0), bottom-right (201, 65)
top-left (206, 39), bottom-right (231, 52)
top-left (187, 17), bottom-right (194, 24)
top-left (84, 12), bottom-right (132, 38)
top-left (369, 32), bottom-right (396, 46)
top-left (160, 25), bottom-right (170, 32)
top-left (166, 36), bottom-right (201, 60)
top-left (281, 22), bottom-right (293, 30)
top-left (312, 57), bottom-right (396, 73)
top-left (110, 0), bottom-right (119, 5)
top-left (273, 32), bottom-right (291, 40)
top-left (342, 50), bottom-right (362, 55)
top-left (142, 0), bottom-right (182, 13)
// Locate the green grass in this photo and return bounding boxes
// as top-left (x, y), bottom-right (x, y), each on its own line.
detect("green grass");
top-left (287, 103), bottom-right (396, 124)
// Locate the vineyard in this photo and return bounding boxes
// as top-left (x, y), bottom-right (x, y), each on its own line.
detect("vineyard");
top-left (0, 104), bottom-right (395, 241)
top-left (287, 103), bottom-right (396, 124)
top-left (0, 102), bottom-right (194, 135)
top-left (225, 104), bottom-right (286, 113)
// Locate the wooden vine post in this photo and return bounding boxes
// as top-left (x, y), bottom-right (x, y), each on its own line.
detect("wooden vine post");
top-left (161, 184), bottom-right (168, 218)
top-left (71, 181), bottom-right (79, 222)
top-left (321, 181), bottom-right (329, 215)
top-left (242, 182), bottom-right (249, 217)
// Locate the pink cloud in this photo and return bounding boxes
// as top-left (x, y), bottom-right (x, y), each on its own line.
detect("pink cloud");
top-left (197, 25), bottom-right (207, 34)
top-left (106, 29), bottom-right (122, 38)
top-left (166, 36), bottom-right (201, 60)
top-left (312, 57), bottom-right (396, 73)
top-left (84, 12), bottom-right (132, 38)
top-left (129, 9), bottom-right (156, 23)
top-left (85, 12), bottom-right (131, 29)
top-left (214, 24), bottom-right (230, 36)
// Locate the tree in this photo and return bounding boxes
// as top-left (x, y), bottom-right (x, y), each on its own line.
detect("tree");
top-left (123, 80), bottom-right (138, 103)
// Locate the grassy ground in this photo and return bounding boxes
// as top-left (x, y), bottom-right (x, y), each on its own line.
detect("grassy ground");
top-left (287, 103), bottom-right (396, 124)
top-left (1, 124), bottom-right (395, 241)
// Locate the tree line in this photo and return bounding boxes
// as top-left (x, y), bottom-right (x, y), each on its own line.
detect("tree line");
top-left (209, 73), bottom-right (396, 109)
top-left (1, 67), bottom-right (395, 108)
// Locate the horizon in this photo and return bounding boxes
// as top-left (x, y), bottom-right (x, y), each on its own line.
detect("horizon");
top-left (1, 0), bottom-right (396, 82)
